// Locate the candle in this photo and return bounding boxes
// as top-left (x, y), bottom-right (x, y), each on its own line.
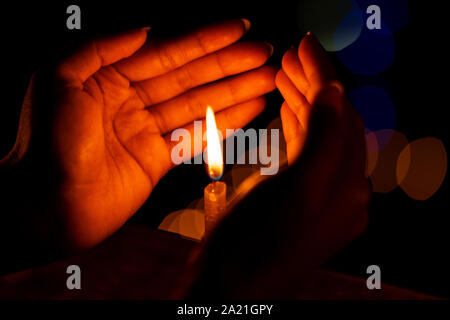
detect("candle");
top-left (204, 106), bottom-right (227, 233)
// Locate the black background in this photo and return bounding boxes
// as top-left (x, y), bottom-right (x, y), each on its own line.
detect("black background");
top-left (0, 1), bottom-right (448, 297)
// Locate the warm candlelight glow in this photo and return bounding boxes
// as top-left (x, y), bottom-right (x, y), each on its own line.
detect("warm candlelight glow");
top-left (206, 106), bottom-right (224, 180)
top-left (204, 106), bottom-right (227, 235)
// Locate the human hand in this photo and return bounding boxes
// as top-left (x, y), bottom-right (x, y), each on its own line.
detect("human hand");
top-left (273, 31), bottom-right (370, 270)
top-left (185, 33), bottom-right (370, 298)
top-left (3, 20), bottom-right (276, 251)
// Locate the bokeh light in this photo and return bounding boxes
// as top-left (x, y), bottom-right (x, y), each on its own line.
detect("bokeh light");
top-left (333, 9), bottom-right (364, 51)
top-left (365, 129), bottom-right (379, 177)
top-left (296, 0), bottom-right (363, 52)
top-left (369, 129), bottom-right (408, 193)
top-left (349, 86), bottom-right (396, 148)
top-left (397, 138), bottom-right (447, 200)
top-left (336, 19), bottom-right (395, 75)
top-left (158, 209), bottom-right (204, 240)
top-left (355, 0), bottom-right (409, 32)
top-left (158, 211), bottom-right (181, 233)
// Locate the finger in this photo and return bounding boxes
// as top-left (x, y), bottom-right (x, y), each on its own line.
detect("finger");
top-left (55, 28), bottom-right (149, 85)
top-left (164, 97), bottom-right (266, 164)
top-left (114, 97), bottom-right (265, 184)
top-left (281, 47), bottom-right (309, 94)
top-left (295, 85), bottom-right (346, 197)
top-left (114, 19), bottom-right (251, 81)
top-left (280, 101), bottom-right (305, 164)
top-left (134, 42), bottom-right (273, 106)
top-left (298, 32), bottom-right (338, 100)
top-left (149, 66), bottom-right (277, 134)
top-left (275, 69), bottom-right (311, 130)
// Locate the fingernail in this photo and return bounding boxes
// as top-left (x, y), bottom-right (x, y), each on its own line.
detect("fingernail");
top-left (264, 42), bottom-right (274, 56)
top-left (240, 18), bottom-right (251, 33)
top-left (306, 30), bottom-right (311, 37)
top-left (142, 27), bottom-right (151, 32)
top-left (306, 31), bottom-right (326, 53)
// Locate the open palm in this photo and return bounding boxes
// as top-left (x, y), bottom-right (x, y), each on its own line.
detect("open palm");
top-left (16, 20), bottom-right (275, 250)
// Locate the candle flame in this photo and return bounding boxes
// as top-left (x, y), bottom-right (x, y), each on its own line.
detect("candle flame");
top-left (206, 106), bottom-right (223, 180)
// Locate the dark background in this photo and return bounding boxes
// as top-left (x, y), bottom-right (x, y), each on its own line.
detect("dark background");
top-left (0, 1), bottom-right (448, 297)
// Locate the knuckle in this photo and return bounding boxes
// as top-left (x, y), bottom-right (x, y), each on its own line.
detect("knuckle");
top-left (275, 69), bottom-right (286, 88)
top-left (184, 92), bottom-right (202, 119)
top-left (173, 67), bottom-right (195, 92)
top-left (148, 107), bottom-right (167, 133)
top-left (158, 46), bottom-right (178, 71)
top-left (134, 82), bottom-right (152, 106)
top-left (193, 30), bottom-right (208, 55)
top-left (214, 52), bottom-right (228, 78)
top-left (281, 49), bottom-right (295, 70)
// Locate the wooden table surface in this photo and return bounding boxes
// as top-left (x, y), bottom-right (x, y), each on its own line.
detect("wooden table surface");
top-left (0, 223), bottom-right (438, 300)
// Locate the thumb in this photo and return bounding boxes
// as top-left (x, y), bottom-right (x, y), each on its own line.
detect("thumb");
top-left (55, 27), bottom-right (149, 85)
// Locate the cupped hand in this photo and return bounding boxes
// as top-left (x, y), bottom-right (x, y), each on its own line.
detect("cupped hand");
top-left (10, 20), bottom-right (276, 250)
top-left (274, 32), bottom-right (370, 269)
top-left (184, 33), bottom-right (370, 299)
